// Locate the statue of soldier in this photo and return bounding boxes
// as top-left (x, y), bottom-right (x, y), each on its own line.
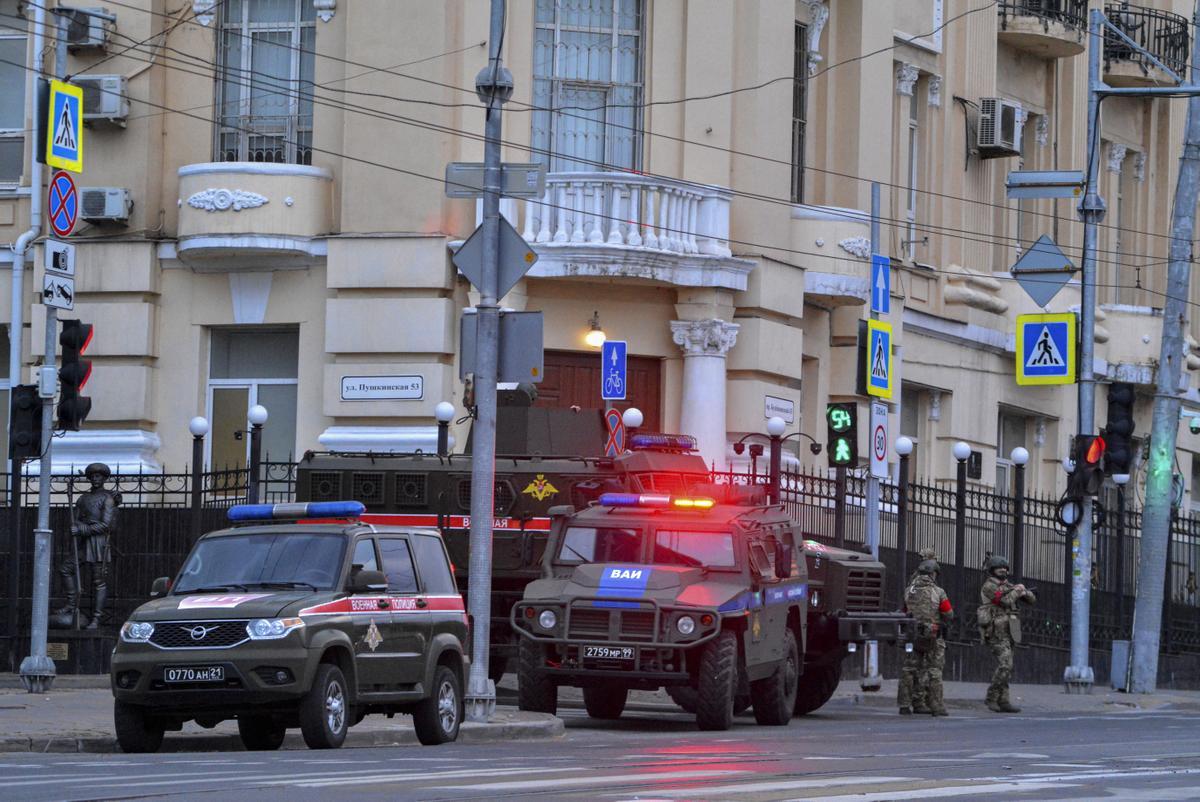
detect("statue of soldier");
top-left (898, 559), bottom-right (954, 717)
top-left (978, 555), bottom-right (1036, 713)
top-left (53, 463), bottom-right (118, 630)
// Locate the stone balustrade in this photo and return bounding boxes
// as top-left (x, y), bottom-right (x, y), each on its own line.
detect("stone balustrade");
top-left (521, 171), bottom-right (732, 258)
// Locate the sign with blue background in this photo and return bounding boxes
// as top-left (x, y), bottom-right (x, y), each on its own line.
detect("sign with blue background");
top-left (601, 340), bottom-right (627, 401)
top-left (866, 320), bottom-right (893, 398)
top-left (871, 254), bottom-right (890, 315)
top-left (596, 565), bottom-right (650, 608)
top-left (1016, 312), bottom-right (1076, 386)
top-left (46, 79), bottom-right (83, 173)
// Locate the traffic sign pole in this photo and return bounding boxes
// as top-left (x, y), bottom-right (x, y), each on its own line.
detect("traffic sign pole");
top-left (862, 182), bottom-right (883, 692)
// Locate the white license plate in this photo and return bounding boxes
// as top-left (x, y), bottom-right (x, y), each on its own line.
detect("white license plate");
top-left (584, 645), bottom-right (634, 660)
top-left (164, 665), bottom-right (224, 683)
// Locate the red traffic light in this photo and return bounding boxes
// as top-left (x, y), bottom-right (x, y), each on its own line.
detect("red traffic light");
top-left (1085, 435), bottom-right (1106, 465)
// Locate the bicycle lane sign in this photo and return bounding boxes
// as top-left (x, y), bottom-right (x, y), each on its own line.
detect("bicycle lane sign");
top-left (601, 340), bottom-right (627, 401)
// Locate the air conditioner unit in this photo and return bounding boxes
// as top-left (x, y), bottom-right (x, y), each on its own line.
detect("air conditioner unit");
top-left (80, 187), bottom-right (132, 224)
top-left (76, 74), bottom-right (128, 126)
top-left (978, 97), bottom-right (1023, 159)
top-left (62, 8), bottom-right (113, 51)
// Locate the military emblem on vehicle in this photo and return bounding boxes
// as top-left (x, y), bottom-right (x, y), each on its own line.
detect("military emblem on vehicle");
top-left (522, 474), bottom-right (559, 501)
top-left (188, 624), bottom-right (219, 641)
top-left (364, 619), bottom-right (383, 652)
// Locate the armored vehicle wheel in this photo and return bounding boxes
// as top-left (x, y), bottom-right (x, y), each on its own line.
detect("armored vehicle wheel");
top-left (517, 639), bottom-right (558, 715)
top-left (696, 630), bottom-right (738, 731)
top-left (238, 716), bottom-right (286, 751)
top-left (794, 660), bottom-right (841, 716)
top-left (299, 663), bottom-right (349, 749)
top-left (414, 664), bottom-right (463, 745)
top-left (750, 629), bottom-right (798, 726)
top-left (114, 701), bottom-right (164, 754)
top-left (582, 686), bottom-right (627, 719)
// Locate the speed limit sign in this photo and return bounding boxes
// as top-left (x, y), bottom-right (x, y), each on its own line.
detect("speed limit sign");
top-left (870, 401), bottom-right (889, 479)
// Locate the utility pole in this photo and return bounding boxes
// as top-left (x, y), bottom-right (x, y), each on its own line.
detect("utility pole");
top-left (1130, 0), bottom-right (1200, 694)
top-left (464, 0), bottom-right (511, 723)
top-left (859, 182), bottom-right (883, 691)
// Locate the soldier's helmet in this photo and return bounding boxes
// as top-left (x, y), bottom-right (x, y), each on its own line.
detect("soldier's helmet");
top-left (83, 462), bottom-right (111, 480)
top-left (918, 547), bottom-right (938, 561)
top-left (917, 559), bottom-right (939, 575)
top-left (985, 554), bottom-right (1010, 575)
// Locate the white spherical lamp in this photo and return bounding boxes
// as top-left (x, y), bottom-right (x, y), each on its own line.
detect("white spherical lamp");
top-left (188, 416), bottom-right (210, 438)
top-left (248, 405), bottom-right (269, 426)
top-left (1010, 447), bottom-right (1030, 466)
top-left (766, 416), bottom-right (787, 438)
top-left (895, 436), bottom-right (913, 457)
top-left (952, 441), bottom-right (971, 462)
top-left (622, 407), bottom-right (644, 429)
top-left (435, 401), bottom-right (456, 424)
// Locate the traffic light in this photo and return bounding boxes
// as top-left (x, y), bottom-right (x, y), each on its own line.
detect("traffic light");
top-left (826, 402), bottom-right (858, 468)
top-left (1067, 434), bottom-right (1106, 498)
top-left (8, 384), bottom-right (42, 460)
top-left (56, 318), bottom-right (93, 431)
top-left (1103, 382), bottom-right (1136, 476)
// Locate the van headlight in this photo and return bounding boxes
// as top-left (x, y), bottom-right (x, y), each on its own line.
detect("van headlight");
top-left (537, 609), bottom-right (558, 630)
top-left (247, 618), bottom-right (305, 640)
top-left (120, 621), bottom-right (155, 643)
top-left (676, 616), bottom-right (696, 636)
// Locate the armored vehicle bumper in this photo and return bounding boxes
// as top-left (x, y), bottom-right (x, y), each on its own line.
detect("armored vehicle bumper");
top-left (836, 611), bottom-right (916, 644)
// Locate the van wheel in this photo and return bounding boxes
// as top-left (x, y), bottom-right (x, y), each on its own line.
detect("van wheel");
top-left (414, 664), bottom-right (463, 745)
top-left (299, 664), bottom-right (349, 749)
top-left (238, 716), bottom-right (286, 750)
top-left (696, 630), bottom-right (738, 731)
top-left (114, 701), bottom-right (164, 754)
top-left (794, 661), bottom-right (841, 716)
top-left (583, 686), bottom-right (627, 719)
top-left (750, 629), bottom-right (798, 725)
top-left (517, 639), bottom-right (558, 715)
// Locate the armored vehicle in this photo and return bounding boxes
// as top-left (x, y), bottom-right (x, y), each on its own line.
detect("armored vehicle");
top-left (512, 481), bottom-right (912, 730)
top-left (111, 501), bottom-right (468, 752)
top-left (295, 414), bottom-right (710, 678)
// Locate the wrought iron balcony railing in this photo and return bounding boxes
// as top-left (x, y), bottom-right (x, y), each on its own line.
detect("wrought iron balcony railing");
top-left (998, 0), bottom-right (1089, 32)
top-left (1104, 2), bottom-right (1190, 79)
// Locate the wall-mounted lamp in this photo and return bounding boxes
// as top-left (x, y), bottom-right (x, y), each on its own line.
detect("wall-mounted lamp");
top-left (584, 311), bottom-right (606, 348)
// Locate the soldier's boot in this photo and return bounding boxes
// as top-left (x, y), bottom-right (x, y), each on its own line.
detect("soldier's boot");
top-left (985, 688), bottom-right (1003, 713)
top-left (53, 571), bottom-right (78, 618)
top-left (997, 692), bottom-right (1021, 713)
top-left (912, 701), bottom-right (931, 714)
top-left (86, 582), bottom-right (107, 630)
top-left (898, 707), bottom-right (912, 715)
top-left (928, 684), bottom-right (948, 716)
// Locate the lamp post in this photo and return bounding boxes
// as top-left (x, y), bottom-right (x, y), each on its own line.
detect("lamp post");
top-left (895, 436), bottom-right (913, 606)
top-left (435, 402), bottom-right (455, 457)
top-left (1011, 447), bottom-right (1029, 580)
top-left (247, 405), bottom-right (268, 504)
top-left (1113, 471), bottom-right (1130, 635)
top-left (189, 416), bottom-right (209, 543)
top-left (766, 416), bottom-right (786, 505)
top-left (622, 408), bottom-right (643, 447)
top-left (953, 441), bottom-right (971, 603)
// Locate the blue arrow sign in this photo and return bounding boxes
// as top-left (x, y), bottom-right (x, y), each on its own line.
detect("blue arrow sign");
top-left (871, 254), bottom-right (890, 315)
top-left (601, 340), bottom-right (627, 401)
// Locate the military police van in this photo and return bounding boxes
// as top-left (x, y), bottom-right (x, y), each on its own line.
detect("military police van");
top-left (110, 501), bottom-right (468, 752)
top-left (512, 448), bottom-right (912, 730)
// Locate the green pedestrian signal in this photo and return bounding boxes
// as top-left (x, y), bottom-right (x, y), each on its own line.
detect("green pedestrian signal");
top-left (826, 402), bottom-right (858, 468)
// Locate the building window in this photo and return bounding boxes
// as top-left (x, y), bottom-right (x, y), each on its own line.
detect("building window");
top-left (0, 1), bottom-right (26, 183)
top-left (215, 0), bottom-right (315, 164)
top-left (791, 22), bottom-right (808, 204)
top-left (207, 327), bottom-right (299, 473)
top-left (996, 410), bottom-right (1028, 492)
top-left (903, 85), bottom-right (923, 262)
top-left (900, 385), bottom-right (922, 474)
top-left (531, 0), bottom-right (644, 172)
top-left (1113, 149), bottom-right (1138, 306)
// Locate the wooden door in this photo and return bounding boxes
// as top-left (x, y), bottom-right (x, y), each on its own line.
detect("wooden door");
top-left (537, 350), bottom-right (662, 432)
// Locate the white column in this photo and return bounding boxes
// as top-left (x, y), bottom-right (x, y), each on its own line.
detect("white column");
top-left (671, 319), bottom-right (740, 471)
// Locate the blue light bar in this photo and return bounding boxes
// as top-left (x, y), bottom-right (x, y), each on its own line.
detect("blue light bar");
top-left (628, 433), bottom-right (698, 452)
top-left (599, 492), bottom-right (672, 508)
top-left (228, 501), bottom-right (366, 522)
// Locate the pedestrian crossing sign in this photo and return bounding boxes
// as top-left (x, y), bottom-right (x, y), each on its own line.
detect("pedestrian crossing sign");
top-left (1016, 312), bottom-right (1076, 386)
top-left (865, 319), bottom-right (893, 399)
top-left (46, 79), bottom-right (83, 173)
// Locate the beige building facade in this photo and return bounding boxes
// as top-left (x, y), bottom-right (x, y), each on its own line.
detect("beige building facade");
top-left (3, 0), bottom-right (1200, 506)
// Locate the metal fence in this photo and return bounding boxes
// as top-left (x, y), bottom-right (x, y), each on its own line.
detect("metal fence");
top-left (998, 0), bottom-right (1090, 32)
top-left (713, 464), bottom-right (1200, 655)
top-left (1103, 2), bottom-right (1190, 78)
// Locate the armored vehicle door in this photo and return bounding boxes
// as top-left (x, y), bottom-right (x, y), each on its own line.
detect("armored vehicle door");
top-left (378, 536), bottom-right (434, 687)
top-left (347, 536), bottom-right (398, 693)
top-left (745, 532), bottom-right (798, 673)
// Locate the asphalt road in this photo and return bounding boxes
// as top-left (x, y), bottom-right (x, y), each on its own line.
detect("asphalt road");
top-left (5, 696), bottom-right (1200, 801)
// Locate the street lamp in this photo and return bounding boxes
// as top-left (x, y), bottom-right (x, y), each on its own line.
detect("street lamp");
top-left (895, 436), bottom-right (913, 605)
top-left (584, 311), bottom-right (606, 348)
top-left (435, 402), bottom-right (455, 457)
top-left (953, 441), bottom-right (970, 602)
top-left (1011, 446), bottom-right (1029, 578)
top-left (247, 405), bottom-right (268, 504)
top-left (766, 416), bottom-right (786, 505)
top-left (622, 407), bottom-right (643, 430)
top-left (188, 416), bottom-right (209, 541)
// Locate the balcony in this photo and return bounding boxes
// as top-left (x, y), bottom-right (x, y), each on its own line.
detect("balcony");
top-left (174, 162), bottom-right (332, 271)
top-left (517, 172), bottom-right (753, 291)
top-left (1103, 3), bottom-right (1189, 87)
top-left (790, 204), bottom-right (871, 307)
top-left (997, 0), bottom-right (1087, 59)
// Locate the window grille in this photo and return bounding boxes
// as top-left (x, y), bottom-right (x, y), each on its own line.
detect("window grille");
top-left (792, 23), bottom-right (808, 204)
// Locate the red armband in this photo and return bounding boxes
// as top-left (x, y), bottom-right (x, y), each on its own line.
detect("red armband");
top-left (992, 590), bottom-right (1004, 604)
top-left (939, 598), bottom-right (953, 614)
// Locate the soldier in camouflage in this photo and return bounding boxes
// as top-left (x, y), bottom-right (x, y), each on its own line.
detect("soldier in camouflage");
top-left (978, 555), bottom-right (1036, 713)
top-left (898, 546), bottom-right (940, 712)
top-left (898, 559), bottom-right (953, 717)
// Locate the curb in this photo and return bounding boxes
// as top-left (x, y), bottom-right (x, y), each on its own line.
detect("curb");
top-left (0, 713), bottom-right (564, 754)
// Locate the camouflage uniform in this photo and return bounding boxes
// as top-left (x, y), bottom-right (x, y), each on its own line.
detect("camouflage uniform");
top-left (979, 560), bottom-right (1036, 713)
top-left (898, 563), bottom-right (953, 716)
top-left (899, 547), bottom-right (941, 713)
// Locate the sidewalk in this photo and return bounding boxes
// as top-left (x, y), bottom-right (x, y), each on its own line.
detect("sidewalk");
top-left (0, 676), bottom-right (562, 754)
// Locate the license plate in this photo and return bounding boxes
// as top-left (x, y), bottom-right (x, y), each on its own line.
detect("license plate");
top-left (164, 665), bottom-right (224, 683)
top-left (583, 645), bottom-right (634, 660)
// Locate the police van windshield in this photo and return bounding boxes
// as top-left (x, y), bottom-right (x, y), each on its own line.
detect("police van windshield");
top-left (559, 527), bottom-right (641, 564)
top-left (174, 533), bottom-right (346, 593)
top-left (653, 530), bottom-right (736, 568)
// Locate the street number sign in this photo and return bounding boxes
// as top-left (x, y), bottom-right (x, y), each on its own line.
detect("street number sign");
top-left (1016, 312), bottom-right (1076, 386)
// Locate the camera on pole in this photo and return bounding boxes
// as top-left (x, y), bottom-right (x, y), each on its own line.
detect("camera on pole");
top-left (56, 318), bottom-right (93, 431)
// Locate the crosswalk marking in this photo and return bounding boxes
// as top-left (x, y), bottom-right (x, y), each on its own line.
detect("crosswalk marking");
top-left (441, 768), bottom-right (746, 792)
top-left (609, 775), bottom-right (910, 798)
top-left (798, 780), bottom-right (1073, 801)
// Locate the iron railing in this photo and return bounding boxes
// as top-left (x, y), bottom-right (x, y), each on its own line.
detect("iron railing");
top-left (1104, 3), bottom-right (1190, 79)
top-left (998, 0), bottom-right (1090, 32)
